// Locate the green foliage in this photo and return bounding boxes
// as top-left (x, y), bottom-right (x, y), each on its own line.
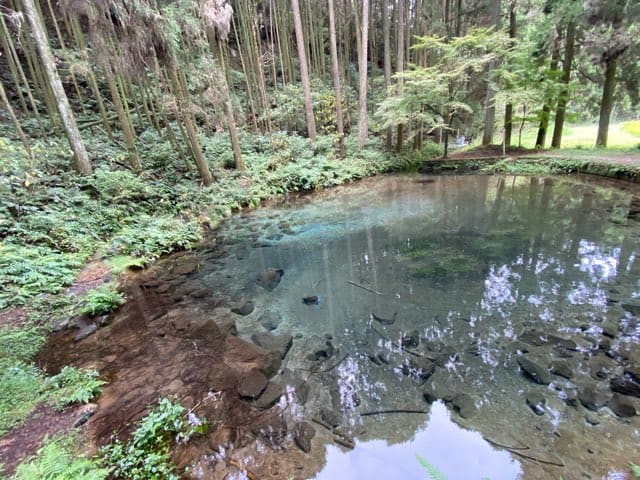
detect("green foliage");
top-left (44, 366), bottom-right (106, 409)
top-left (0, 361), bottom-right (43, 435)
top-left (0, 326), bottom-right (45, 365)
top-left (415, 454), bottom-right (448, 480)
top-left (102, 398), bottom-right (205, 480)
top-left (107, 215), bottom-right (202, 262)
top-left (80, 284), bottom-right (125, 316)
top-left (377, 28), bottom-right (510, 141)
top-left (90, 168), bottom-right (152, 205)
top-left (12, 434), bottom-right (108, 480)
top-left (631, 463), bottom-right (640, 477)
top-left (0, 243), bottom-right (83, 310)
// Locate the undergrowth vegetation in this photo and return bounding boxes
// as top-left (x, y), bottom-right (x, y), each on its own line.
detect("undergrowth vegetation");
top-left (101, 398), bottom-right (206, 480)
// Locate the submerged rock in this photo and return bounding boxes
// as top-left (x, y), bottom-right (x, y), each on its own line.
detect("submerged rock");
top-left (621, 303), bottom-right (640, 316)
top-left (320, 408), bottom-right (342, 428)
top-left (517, 357), bottom-right (551, 385)
top-left (303, 295), bottom-right (319, 305)
top-left (294, 422), bottom-right (316, 453)
top-left (610, 375), bottom-right (640, 398)
top-left (550, 360), bottom-right (573, 380)
top-left (257, 268), bottom-right (284, 291)
top-left (401, 357), bottom-right (435, 381)
top-left (578, 384), bottom-right (612, 411)
top-left (452, 393), bottom-right (477, 419)
top-left (258, 311), bottom-right (283, 331)
top-left (608, 394), bottom-right (636, 417)
top-left (251, 333), bottom-right (293, 359)
top-left (231, 299), bottom-right (255, 316)
top-left (525, 391), bottom-right (546, 416)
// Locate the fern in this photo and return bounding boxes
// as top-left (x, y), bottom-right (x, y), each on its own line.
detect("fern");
top-left (415, 454), bottom-right (448, 480)
top-left (44, 366), bottom-right (106, 409)
top-left (13, 434), bottom-right (108, 480)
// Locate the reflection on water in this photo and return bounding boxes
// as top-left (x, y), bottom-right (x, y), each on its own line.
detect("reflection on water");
top-left (314, 401), bottom-right (522, 480)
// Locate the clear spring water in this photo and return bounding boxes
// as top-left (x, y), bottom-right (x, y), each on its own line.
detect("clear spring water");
top-left (188, 173), bottom-right (640, 479)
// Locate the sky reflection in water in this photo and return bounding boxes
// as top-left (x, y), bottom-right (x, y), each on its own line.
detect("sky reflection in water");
top-left (314, 401), bottom-right (522, 480)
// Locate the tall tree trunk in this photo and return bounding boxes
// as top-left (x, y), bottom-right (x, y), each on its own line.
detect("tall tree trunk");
top-left (0, 78), bottom-right (32, 160)
top-left (396, 0), bottom-right (405, 153)
top-left (22, 0), bottom-right (91, 174)
top-left (503, 0), bottom-right (516, 147)
top-left (535, 38), bottom-right (560, 148)
top-left (357, 0), bottom-right (369, 148)
top-left (328, 0), bottom-right (345, 155)
top-left (596, 56), bottom-right (617, 148)
top-left (551, 21), bottom-right (576, 148)
top-left (383, 0), bottom-right (393, 149)
top-left (291, 0), bottom-right (317, 142)
top-left (481, 0), bottom-right (501, 146)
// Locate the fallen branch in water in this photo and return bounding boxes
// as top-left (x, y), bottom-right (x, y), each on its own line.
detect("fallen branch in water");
top-left (347, 280), bottom-right (382, 295)
top-left (483, 436), bottom-right (564, 467)
top-left (360, 409), bottom-right (429, 417)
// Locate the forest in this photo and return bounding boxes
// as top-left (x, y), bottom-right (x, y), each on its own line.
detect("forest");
top-left (0, 0), bottom-right (639, 478)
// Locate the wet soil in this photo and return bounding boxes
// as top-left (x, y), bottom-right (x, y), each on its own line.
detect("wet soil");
top-left (0, 403), bottom-right (95, 476)
top-left (34, 251), bottom-right (324, 479)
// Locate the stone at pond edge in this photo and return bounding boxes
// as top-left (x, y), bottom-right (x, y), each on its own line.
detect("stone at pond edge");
top-left (525, 391), bottom-right (546, 416)
top-left (251, 333), bottom-right (293, 359)
top-left (231, 300), bottom-right (255, 316)
top-left (254, 381), bottom-right (284, 409)
top-left (610, 375), bottom-right (640, 398)
top-left (608, 393), bottom-right (637, 418)
top-left (238, 369), bottom-right (268, 399)
top-left (257, 268), bottom-right (284, 291)
top-left (294, 422), bottom-right (316, 453)
top-left (73, 403), bottom-right (98, 427)
top-left (517, 357), bottom-right (551, 385)
top-left (73, 323), bottom-right (97, 342)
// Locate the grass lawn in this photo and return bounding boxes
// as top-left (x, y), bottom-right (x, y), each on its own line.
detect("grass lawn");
top-left (500, 120), bottom-right (640, 150)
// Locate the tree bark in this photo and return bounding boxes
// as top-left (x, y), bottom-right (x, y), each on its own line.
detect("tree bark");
top-left (396, 0), bottom-right (405, 153)
top-left (0, 77), bottom-right (32, 160)
top-left (328, 0), bottom-right (345, 155)
top-left (291, 0), bottom-right (317, 142)
top-left (22, 0), bottom-right (92, 174)
top-left (551, 21), bottom-right (576, 148)
top-left (357, 0), bottom-right (369, 148)
top-left (503, 0), bottom-right (516, 147)
top-left (383, 0), bottom-right (393, 149)
top-left (481, 0), bottom-right (501, 146)
top-left (596, 56), bottom-right (617, 148)
top-left (535, 37), bottom-right (560, 149)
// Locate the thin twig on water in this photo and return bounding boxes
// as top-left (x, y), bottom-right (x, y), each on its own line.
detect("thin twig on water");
top-left (347, 280), bottom-right (382, 295)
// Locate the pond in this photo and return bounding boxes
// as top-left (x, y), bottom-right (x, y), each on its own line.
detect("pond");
top-left (42, 174), bottom-right (640, 479)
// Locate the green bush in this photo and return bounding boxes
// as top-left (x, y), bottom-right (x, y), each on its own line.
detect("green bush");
top-left (102, 398), bottom-right (205, 480)
top-left (44, 366), bottom-right (106, 409)
top-left (12, 434), bottom-right (109, 480)
top-left (80, 284), bottom-right (124, 317)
